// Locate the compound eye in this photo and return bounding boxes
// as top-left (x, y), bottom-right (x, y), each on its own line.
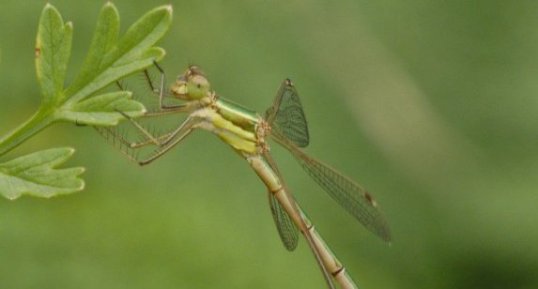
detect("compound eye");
top-left (191, 75), bottom-right (209, 89)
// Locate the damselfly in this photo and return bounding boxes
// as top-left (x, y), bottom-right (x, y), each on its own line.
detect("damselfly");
top-left (97, 64), bottom-right (391, 289)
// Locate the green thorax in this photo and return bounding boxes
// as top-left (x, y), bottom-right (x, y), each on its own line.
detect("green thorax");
top-left (215, 97), bottom-right (261, 133)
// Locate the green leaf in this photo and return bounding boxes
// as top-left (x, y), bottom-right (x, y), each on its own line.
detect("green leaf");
top-left (112, 6), bottom-right (171, 66)
top-left (0, 148), bottom-right (84, 200)
top-left (35, 3), bottom-right (73, 106)
top-left (56, 91), bottom-right (146, 125)
top-left (66, 2), bottom-right (120, 95)
top-left (65, 4), bottom-right (172, 104)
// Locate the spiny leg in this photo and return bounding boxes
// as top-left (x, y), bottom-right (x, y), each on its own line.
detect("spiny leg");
top-left (130, 132), bottom-right (174, 149)
top-left (146, 61), bottom-right (185, 111)
top-left (92, 80), bottom-right (144, 160)
top-left (112, 103), bottom-right (199, 149)
top-left (95, 100), bottom-right (195, 152)
top-left (138, 116), bottom-right (199, 165)
top-left (115, 107), bottom-right (200, 164)
top-left (114, 109), bottom-right (198, 148)
top-left (94, 126), bottom-right (141, 163)
top-left (95, 122), bottom-right (176, 163)
top-left (98, 110), bottom-right (199, 166)
top-left (99, 125), bottom-right (173, 149)
top-left (139, 61), bottom-right (201, 115)
top-left (122, 60), bottom-right (182, 111)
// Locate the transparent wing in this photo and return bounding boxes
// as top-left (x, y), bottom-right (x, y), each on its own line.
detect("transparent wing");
top-left (261, 152), bottom-right (336, 289)
top-left (269, 192), bottom-right (299, 251)
top-left (272, 132), bottom-right (391, 242)
top-left (265, 79), bottom-right (309, 148)
top-left (262, 150), bottom-right (300, 251)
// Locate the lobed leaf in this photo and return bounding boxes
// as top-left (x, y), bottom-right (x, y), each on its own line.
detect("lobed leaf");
top-left (35, 3), bottom-right (73, 106)
top-left (67, 2), bottom-right (120, 94)
top-left (0, 148), bottom-right (84, 199)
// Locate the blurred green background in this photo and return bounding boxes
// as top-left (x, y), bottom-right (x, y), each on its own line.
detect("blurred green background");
top-left (1, 1), bottom-right (538, 288)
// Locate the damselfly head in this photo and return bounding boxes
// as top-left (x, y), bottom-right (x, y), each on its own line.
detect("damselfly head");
top-left (170, 66), bottom-right (211, 100)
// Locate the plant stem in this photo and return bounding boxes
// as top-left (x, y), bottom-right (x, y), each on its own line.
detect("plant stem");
top-left (0, 108), bottom-right (55, 156)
